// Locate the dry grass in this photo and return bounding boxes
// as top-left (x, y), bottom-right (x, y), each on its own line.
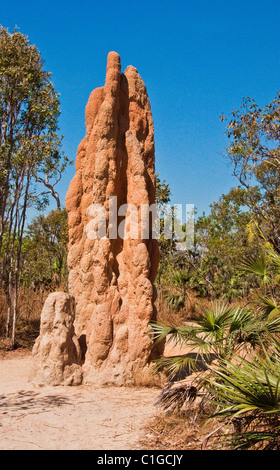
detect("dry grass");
top-left (0, 346), bottom-right (31, 360)
top-left (139, 403), bottom-right (221, 450)
top-left (132, 366), bottom-right (167, 388)
top-left (156, 290), bottom-right (256, 328)
top-left (0, 286), bottom-right (49, 349)
top-left (156, 291), bottom-right (202, 326)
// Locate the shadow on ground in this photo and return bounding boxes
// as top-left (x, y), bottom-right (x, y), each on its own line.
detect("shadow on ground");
top-left (0, 390), bottom-right (72, 416)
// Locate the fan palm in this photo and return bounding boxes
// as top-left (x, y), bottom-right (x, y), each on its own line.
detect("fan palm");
top-left (257, 295), bottom-right (280, 320)
top-left (239, 252), bottom-right (270, 284)
top-left (204, 337), bottom-right (280, 449)
top-left (151, 302), bottom-right (280, 378)
top-left (239, 242), bottom-right (280, 319)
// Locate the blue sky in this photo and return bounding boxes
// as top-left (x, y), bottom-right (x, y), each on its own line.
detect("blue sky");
top-left (1, 0), bottom-right (280, 217)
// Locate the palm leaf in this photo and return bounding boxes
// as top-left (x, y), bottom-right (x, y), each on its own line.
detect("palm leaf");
top-left (205, 352), bottom-right (280, 419)
top-left (221, 428), bottom-right (280, 450)
top-left (196, 302), bottom-right (233, 341)
top-left (239, 252), bottom-right (270, 284)
top-left (154, 354), bottom-right (198, 377)
top-left (257, 295), bottom-right (280, 320)
top-left (229, 306), bottom-right (254, 333)
top-left (265, 245), bottom-right (280, 276)
top-left (264, 317), bottom-right (280, 334)
top-left (167, 294), bottom-right (184, 307)
top-left (149, 322), bottom-right (195, 345)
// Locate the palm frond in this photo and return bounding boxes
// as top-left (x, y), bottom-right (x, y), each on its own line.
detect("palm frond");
top-left (196, 302), bottom-right (233, 341)
top-left (257, 295), bottom-right (280, 320)
top-left (222, 428), bottom-right (280, 450)
top-left (265, 245), bottom-right (280, 276)
top-left (149, 322), bottom-right (195, 346)
top-left (154, 354), bottom-right (198, 378)
top-left (171, 272), bottom-right (191, 285)
top-left (229, 306), bottom-right (254, 333)
top-left (205, 353), bottom-right (280, 418)
top-left (167, 294), bottom-right (184, 308)
top-left (239, 252), bottom-right (270, 284)
top-left (264, 317), bottom-right (280, 334)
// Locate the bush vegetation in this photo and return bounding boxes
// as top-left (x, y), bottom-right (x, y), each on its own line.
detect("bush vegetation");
top-left (1, 25), bottom-right (280, 450)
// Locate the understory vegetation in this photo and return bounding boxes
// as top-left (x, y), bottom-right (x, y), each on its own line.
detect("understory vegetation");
top-left (149, 91), bottom-right (280, 450)
top-left (1, 26), bottom-right (280, 450)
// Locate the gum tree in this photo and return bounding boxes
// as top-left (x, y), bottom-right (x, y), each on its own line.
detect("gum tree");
top-left (0, 26), bottom-right (69, 344)
top-left (221, 93), bottom-right (280, 251)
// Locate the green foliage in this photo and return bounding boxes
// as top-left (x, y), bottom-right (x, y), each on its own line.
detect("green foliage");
top-left (206, 347), bottom-right (280, 417)
top-left (154, 297), bottom-right (280, 449)
top-left (0, 26), bottom-right (69, 215)
top-left (239, 252), bottom-right (270, 284)
top-left (154, 220), bottom-right (280, 449)
top-left (151, 301), bottom-right (280, 377)
top-left (22, 208), bottom-right (69, 290)
top-left (155, 174), bottom-right (175, 268)
top-left (239, 233), bottom-right (280, 319)
top-left (194, 189), bottom-right (262, 300)
top-left (155, 174), bottom-right (171, 207)
top-left (0, 26), bottom-right (70, 343)
top-left (257, 296), bottom-right (280, 320)
top-left (221, 93), bottom-right (280, 251)
top-left (157, 185), bottom-right (265, 314)
top-left (204, 338), bottom-right (280, 449)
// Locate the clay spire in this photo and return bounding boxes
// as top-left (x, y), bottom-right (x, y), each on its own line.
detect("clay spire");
top-left (65, 52), bottom-right (161, 385)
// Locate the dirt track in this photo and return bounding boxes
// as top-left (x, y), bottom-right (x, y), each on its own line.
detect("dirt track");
top-left (0, 352), bottom-right (160, 450)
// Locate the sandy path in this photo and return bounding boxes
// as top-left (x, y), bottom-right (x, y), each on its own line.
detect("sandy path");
top-left (0, 353), bottom-right (160, 450)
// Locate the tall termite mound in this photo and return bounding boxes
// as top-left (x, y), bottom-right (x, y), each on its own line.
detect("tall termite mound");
top-left (65, 52), bottom-right (161, 385)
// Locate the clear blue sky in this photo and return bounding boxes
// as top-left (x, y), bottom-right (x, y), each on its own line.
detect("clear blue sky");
top-left (1, 0), bottom-right (280, 217)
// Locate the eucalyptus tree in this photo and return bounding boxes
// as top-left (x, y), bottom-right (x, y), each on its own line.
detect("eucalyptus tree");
top-left (221, 93), bottom-right (280, 251)
top-left (22, 208), bottom-right (69, 291)
top-left (0, 26), bottom-right (69, 344)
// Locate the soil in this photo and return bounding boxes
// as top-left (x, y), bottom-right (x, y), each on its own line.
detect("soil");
top-left (0, 348), bottom-right (162, 450)
top-left (0, 339), bottom-right (197, 450)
